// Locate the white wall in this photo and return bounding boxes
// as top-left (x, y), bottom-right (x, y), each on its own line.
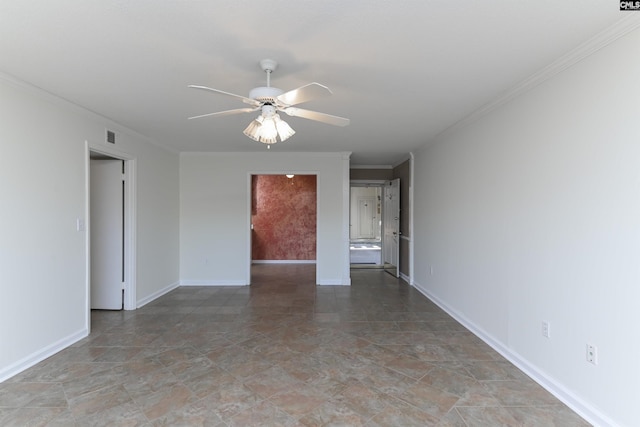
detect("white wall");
top-left (413, 28), bottom-right (640, 427)
top-left (180, 152), bottom-right (350, 286)
top-left (0, 75), bottom-right (180, 381)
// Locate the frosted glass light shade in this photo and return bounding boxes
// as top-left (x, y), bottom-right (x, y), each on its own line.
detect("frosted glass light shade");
top-left (243, 112), bottom-right (295, 145)
top-left (242, 118), bottom-right (262, 141)
top-left (274, 114), bottom-right (295, 141)
top-left (260, 117), bottom-right (277, 143)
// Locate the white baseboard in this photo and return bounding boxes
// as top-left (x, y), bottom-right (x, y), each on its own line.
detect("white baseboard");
top-left (136, 281), bottom-right (180, 308)
top-left (251, 260), bottom-right (316, 264)
top-left (399, 272), bottom-right (411, 284)
top-left (180, 280), bottom-right (247, 287)
top-left (317, 279), bottom-right (350, 286)
top-left (412, 281), bottom-right (616, 427)
top-left (0, 328), bottom-right (88, 383)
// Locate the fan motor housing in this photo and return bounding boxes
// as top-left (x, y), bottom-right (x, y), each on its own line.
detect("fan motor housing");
top-left (249, 86), bottom-right (283, 104)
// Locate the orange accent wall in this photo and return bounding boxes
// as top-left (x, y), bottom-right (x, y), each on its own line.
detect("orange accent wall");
top-left (251, 175), bottom-right (317, 260)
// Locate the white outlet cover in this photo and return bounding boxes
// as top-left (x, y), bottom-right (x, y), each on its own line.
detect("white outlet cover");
top-left (542, 321), bottom-right (550, 338)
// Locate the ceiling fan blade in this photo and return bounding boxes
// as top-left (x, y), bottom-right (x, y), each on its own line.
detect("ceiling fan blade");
top-left (188, 85), bottom-right (261, 107)
top-left (188, 107), bottom-right (258, 120)
top-left (277, 83), bottom-right (332, 107)
top-left (282, 107), bottom-right (350, 127)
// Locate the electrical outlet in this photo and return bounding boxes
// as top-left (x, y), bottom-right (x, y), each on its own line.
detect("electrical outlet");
top-left (586, 344), bottom-right (598, 365)
top-left (541, 321), bottom-right (550, 338)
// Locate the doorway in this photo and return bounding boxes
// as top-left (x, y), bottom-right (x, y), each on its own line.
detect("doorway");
top-left (349, 179), bottom-right (400, 277)
top-left (90, 156), bottom-right (124, 310)
top-left (349, 185), bottom-right (382, 265)
top-left (86, 143), bottom-right (136, 330)
top-left (250, 174), bottom-right (317, 282)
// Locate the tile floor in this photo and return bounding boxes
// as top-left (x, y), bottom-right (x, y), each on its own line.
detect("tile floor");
top-left (1, 265), bottom-right (590, 426)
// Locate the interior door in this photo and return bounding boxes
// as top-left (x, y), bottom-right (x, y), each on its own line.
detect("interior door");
top-left (357, 198), bottom-right (376, 239)
top-left (90, 159), bottom-right (123, 309)
top-left (383, 179), bottom-right (400, 277)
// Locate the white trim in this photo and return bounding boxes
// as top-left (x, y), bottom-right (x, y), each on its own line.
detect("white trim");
top-left (180, 280), bottom-right (247, 287)
top-left (349, 164), bottom-right (393, 169)
top-left (399, 272), bottom-right (411, 284)
top-left (252, 260), bottom-right (316, 264)
top-left (83, 144), bottom-right (91, 333)
top-left (0, 329), bottom-right (88, 383)
top-left (342, 152), bottom-right (352, 286)
top-left (350, 180), bottom-right (387, 185)
top-left (124, 158), bottom-right (137, 310)
top-left (412, 281), bottom-right (616, 427)
top-left (409, 152), bottom-right (415, 286)
top-left (136, 281), bottom-right (180, 308)
top-left (246, 174), bottom-right (252, 285)
top-left (318, 279), bottom-right (350, 286)
top-left (436, 15), bottom-right (640, 141)
top-left (182, 151), bottom-right (346, 159)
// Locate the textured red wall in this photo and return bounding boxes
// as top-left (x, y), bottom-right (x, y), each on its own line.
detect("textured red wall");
top-left (251, 175), bottom-right (317, 260)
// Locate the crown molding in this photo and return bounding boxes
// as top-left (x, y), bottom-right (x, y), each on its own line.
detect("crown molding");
top-left (437, 14), bottom-right (640, 140)
top-left (349, 164), bottom-right (393, 170)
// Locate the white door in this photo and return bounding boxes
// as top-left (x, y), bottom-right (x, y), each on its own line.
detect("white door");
top-left (383, 179), bottom-right (400, 277)
top-left (357, 198), bottom-right (376, 239)
top-left (90, 159), bottom-right (123, 309)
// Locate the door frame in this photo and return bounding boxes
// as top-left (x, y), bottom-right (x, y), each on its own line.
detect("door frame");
top-left (85, 141), bottom-right (137, 330)
top-left (349, 180), bottom-right (386, 266)
top-left (382, 178), bottom-right (400, 277)
top-left (246, 171), bottom-right (319, 285)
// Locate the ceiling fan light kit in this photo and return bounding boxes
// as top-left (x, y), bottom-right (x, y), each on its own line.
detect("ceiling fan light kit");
top-left (188, 59), bottom-right (349, 147)
top-left (243, 109), bottom-right (296, 146)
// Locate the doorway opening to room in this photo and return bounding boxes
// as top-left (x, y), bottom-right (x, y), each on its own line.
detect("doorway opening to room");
top-left (250, 174), bottom-right (317, 284)
top-left (350, 185), bottom-right (382, 266)
top-left (350, 180), bottom-right (400, 277)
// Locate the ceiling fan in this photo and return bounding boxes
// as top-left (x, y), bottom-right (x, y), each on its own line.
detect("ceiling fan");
top-left (188, 59), bottom-right (350, 147)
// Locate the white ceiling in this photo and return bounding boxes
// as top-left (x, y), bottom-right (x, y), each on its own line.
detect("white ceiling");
top-left (0, 1), bottom-right (627, 165)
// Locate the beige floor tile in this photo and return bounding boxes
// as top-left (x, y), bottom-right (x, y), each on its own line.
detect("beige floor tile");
top-left (482, 379), bottom-right (561, 406)
top-left (133, 383), bottom-right (196, 421)
top-left (298, 399), bottom-right (367, 426)
top-left (0, 407), bottom-right (75, 427)
top-left (0, 265), bottom-right (589, 426)
top-left (267, 383), bottom-right (329, 417)
top-left (455, 406), bottom-right (520, 426)
top-left (228, 400), bottom-right (300, 427)
top-left (74, 401), bottom-right (149, 426)
top-left (0, 382), bottom-right (67, 408)
top-left (68, 384), bottom-right (134, 418)
top-left (506, 405), bottom-right (592, 426)
top-left (367, 398), bottom-right (440, 426)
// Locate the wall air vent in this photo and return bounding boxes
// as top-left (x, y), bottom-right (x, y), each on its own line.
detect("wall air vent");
top-left (106, 130), bottom-right (116, 144)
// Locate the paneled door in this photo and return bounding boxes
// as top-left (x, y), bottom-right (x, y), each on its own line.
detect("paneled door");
top-left (357, 197), bottom-right (376, 239)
